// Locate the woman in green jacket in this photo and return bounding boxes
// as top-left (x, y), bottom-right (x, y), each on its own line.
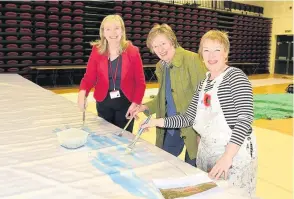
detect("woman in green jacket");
top-left (131, 24), bottom-right (207, 166)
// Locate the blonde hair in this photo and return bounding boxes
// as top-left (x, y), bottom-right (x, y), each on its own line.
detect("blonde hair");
top-left (198, 30), bottom-right (230, 61)
top-left (90, 14), bottom-right (129, 55)
top-left (146, 24), bottom-right (179, 53)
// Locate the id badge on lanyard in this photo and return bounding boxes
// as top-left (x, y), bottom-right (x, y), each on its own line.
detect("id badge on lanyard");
top-left (109, 56), bottom-right (121, 99)
top-left (110, 90), bottom-right (121, 99)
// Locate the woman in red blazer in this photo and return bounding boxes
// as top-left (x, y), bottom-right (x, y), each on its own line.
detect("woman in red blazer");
top-left (78, 15), bottom-right (146, 132)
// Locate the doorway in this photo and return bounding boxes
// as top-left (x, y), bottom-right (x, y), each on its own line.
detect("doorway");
top-left (274, 35), bottom-right (293, 75)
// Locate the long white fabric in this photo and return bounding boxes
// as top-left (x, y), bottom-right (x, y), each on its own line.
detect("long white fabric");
top-left (0, 74), bottom-right (258, 199)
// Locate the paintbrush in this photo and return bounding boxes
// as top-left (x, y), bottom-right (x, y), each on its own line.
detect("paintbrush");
top-left (117, 116), bottom-right (134, 137)
top-left (82, 99), bottom-right (86, 126)
top-left (125, 115), bottom-right (152, 154)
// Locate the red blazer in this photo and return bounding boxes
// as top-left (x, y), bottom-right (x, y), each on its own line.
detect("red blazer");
top-left (80, 43), bottom-right (146, 104)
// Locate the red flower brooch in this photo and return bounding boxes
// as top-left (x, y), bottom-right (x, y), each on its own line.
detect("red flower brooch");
top-left (203, 93), bottom-right (211, 107)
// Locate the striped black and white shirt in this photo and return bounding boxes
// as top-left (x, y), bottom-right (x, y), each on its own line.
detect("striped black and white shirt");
top-left (164, 67), bottom-right (253, 146)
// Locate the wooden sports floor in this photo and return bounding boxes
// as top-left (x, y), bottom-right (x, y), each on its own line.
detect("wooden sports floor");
top-left (51, 74), bottom-right (293, 199)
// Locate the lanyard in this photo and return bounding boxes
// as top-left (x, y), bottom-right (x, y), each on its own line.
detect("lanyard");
top-left (109, 56), bottom-right (120, 90)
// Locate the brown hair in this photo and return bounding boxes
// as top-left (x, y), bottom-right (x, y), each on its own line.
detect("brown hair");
top-left (146, 24), bottom-right (179, 53)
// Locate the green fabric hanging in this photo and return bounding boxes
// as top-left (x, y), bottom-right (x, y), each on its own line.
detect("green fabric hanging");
top-left (253, 93), bottom-right (293, 120)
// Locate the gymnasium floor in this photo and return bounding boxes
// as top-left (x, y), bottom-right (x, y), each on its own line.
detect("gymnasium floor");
top-left (52, 74), bottom-right (293, 199)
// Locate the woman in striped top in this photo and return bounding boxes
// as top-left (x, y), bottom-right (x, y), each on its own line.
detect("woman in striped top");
top-left (140, 30), bottom-right (258, 197)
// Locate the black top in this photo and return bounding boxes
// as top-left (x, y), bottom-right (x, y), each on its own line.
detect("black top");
top-left (108, 55), bottom-right (122, 91)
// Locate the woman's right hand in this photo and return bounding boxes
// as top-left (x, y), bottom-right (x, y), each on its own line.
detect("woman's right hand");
top-left (77, 90), bottom-right (87, 111)
top-left (131, 104), bottom-right (148, 119)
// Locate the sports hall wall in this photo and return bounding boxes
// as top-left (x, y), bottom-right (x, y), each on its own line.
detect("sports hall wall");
top-left (236, 0), bottom-right (293, 74)
top-left (1, 0), bottom-right (290, 86)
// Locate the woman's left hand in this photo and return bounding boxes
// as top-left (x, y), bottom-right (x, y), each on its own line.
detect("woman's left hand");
top-left (125, 103), bottom-right (138, 119)
top-left (208, 154), bottom-right (233, 180)
top-left (140, 118), bottom-right (164, 131)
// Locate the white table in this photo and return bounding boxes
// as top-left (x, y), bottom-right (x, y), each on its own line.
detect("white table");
top-left (0, 74), bottom-right (255, 199)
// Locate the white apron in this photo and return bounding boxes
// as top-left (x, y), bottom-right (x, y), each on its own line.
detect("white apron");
top-left (193, 68), bottom-right (258, 197)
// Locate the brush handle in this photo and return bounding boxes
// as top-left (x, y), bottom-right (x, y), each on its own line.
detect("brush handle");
top-left (123, 117), bottom-right (134, 131)
top-left (137, 115), bottom-right (151, 136)
top-left (82, 99), bottom-right (86, 125)
top-left (128, 115), bottom-right (152, 148)
top-left (117, 116), bottom-right (134, 136)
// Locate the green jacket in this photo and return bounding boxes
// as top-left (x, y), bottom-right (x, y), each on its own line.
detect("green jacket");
top-left (144, 47), bottom-right (207, 160)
